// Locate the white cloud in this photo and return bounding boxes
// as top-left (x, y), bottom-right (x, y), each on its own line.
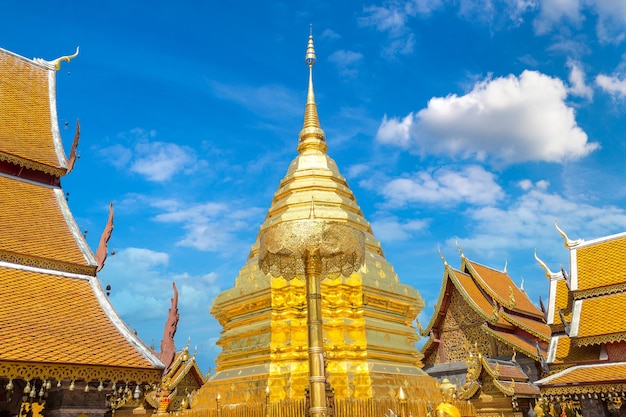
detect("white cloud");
top-left (376, 70), bottom-right (598, 164)
top-left (381, 165), bottom-right (504, 207)
top-left (371, 216), bottom-right (430, 242)
top-left (377, 113), bottom-right (414, 147)
top-left (359, 3), bottom-right (411, 36)
top-left (131, 141), bottom-right (197, 182)
top-left (320, 28), bottom-right (341, 40)
top-left (358, 1), bottom-right (436, 57)
top-left (533, 0), bottom-right (583, 35)
top-left (328, 50), bottom-right (364, 77)
top-left (532, 0), bottom-right (626, 43)
top-left (211, 81), bottom-right (301, 120)
top-left (453, 181), bottom-right (626, 258)
top-left (591, 0), bottom-right (626, 44)
top-left (99, 129), bottom-right (199, 182)
top-left (595, 73), bottom-right (626, 98)
top-left (98, 247), bottom-right (223, 348)
top-left (567, 59), bottom-right (593, 100)
top-left (153, 200), bottom-right (264, 253)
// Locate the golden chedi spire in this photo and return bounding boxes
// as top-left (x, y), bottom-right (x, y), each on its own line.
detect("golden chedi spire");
top-left (194, 31), bottom-right (439, 410)
top-left (298, 32), bottom-right (327, 154)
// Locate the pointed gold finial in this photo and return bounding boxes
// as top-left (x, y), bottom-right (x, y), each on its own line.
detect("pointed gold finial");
top-left (298, 27), bottom-right (327, 154)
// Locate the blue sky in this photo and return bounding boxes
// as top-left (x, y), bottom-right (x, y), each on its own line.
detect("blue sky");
top-left (3, 1), bottom-right (626, 373)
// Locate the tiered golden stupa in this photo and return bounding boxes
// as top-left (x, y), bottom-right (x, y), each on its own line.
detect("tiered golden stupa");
top-left (193, 34), bottom-right (440, 410)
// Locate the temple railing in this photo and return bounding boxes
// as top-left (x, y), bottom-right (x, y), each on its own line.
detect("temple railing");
top-left (180, 398), bottom-right (476, 417)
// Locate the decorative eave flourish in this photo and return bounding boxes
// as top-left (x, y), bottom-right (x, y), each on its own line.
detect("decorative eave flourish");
top-left (464, 344), bottom-right (482, 382)
top-left (554, 220), bottom-right (583, 249)
top-left (95, 202), bottom-right (114, 272)
top-left (493, 378), bottom-right (516, 397)
top-left (534, 250), bottom-right (565, 281)
top-left (66, 120), bottom-right (80, 174)
top-left (535, 341), bottom-right (549, 374)
top-left (558, 308), bottom-right (571, 336)
top-left (33, 47), bottom-right (80, 71)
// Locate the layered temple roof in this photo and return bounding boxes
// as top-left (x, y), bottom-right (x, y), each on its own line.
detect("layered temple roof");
top-left (421, 253), bottom-right (550, 365)
top-left (535, 228), bottom-right (626, 394)
top-left (0, 46), bottom-right (163, 385)
top-left (0, 48), bottom-right (70, 178)
top-left (193, 34), bottom-right (439, 407)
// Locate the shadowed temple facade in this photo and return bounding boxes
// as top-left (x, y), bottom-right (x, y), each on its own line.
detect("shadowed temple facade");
top-left (192, 34), bottom-right (441, 411)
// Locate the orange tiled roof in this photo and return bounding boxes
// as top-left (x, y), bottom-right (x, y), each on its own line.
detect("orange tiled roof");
top-left (449, 268), bottom-right (511, 327)
top-left (483, 326), bottom-right (543, 361)
top-left (576, 234), bottom-right (626, 292)
top-left (537, 362), bottom-right (626, 387)
top-left (0, 265), bottom-right (159, 370)
top-left (483, 360), bottom-right (528, 380)
top-left (0, 48), bottom-right (66, 175)
top-left (576, 292), bottom-right (626, 343)
top-left (552, 335), bottom-right (601, 365)
top-left (0, 175), bottom-right (96, 273)
top-left (501, 311), bottom-right (550, 342)
top-left (496, 380), bottom-right (541, 396)
top-left (468, 260), bottom-right (543, 319)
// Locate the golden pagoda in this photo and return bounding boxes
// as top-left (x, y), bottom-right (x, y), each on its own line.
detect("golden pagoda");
top-left (534, 225), bottom-right (626, 417)
top-left (0, 46), bottom-right (163, 417)
top-left (192, 33), bottom-right (440, 413)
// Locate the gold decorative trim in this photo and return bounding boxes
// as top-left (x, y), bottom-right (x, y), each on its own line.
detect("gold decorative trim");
top-left (0, 152), bottom-right (65, 177)
top-left (492, 378), bottom-right (515, 397)
top-left (574, 332), bottom-right (626, 347)
top-left (449, 269), bottom-right (500, 324)
top-left (422, 264), bottom-right (452, 334)
top-left (573, 282), bottom-right (626, 300)
top-left (540, 383), bottom-right (626, 396)
top-left (459, 379), bottom-right (481, 400)
top-left (0, 360), bottom-right (162, 385)
top-left (0, 251), bottom-right (96, 276)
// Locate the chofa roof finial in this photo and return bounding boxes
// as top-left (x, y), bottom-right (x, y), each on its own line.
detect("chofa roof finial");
top-left (34, 46), bottom-right (80, 70)
top-left (554, 220), bottom-right (583, 248)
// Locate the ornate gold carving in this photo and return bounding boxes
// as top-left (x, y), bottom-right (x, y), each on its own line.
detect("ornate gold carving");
top-left (0, 251), bottom-right (96, 276)
top-left (0, 152), bottom-right (65, 177)
top-left (259, 220), bottom-right (365, 281)
top-left (0, 360), bottom-right (161, 385)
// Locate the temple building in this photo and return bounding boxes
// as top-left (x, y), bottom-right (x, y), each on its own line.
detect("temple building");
top-left (420, 251), bottom-right (551, 417)
top-left (192, 34), bottom-right (441, 413)
top-left (0, 47), bottom-right (164, 417)
top-left (534, 226), bottom-right (626, 417)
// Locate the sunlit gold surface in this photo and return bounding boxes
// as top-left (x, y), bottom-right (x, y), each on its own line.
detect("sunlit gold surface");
top-left (193, 33), bottom-right (439, 410)
top-left (259, 220), bottom-right (365, 281)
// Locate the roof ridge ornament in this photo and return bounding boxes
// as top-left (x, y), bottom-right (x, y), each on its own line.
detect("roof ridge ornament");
top-left (534, 249), bottom-right (563, 280)
top-left (455, 240), bottom-right (465, 259)
top-left (297, 28), bottom-right (327, 154)
top-left (554, 220), bottom-right (583, 248)
top-left (438, 245), bottom-right (448, 266)
top-left (34, 46), bottom-right (80, 70)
